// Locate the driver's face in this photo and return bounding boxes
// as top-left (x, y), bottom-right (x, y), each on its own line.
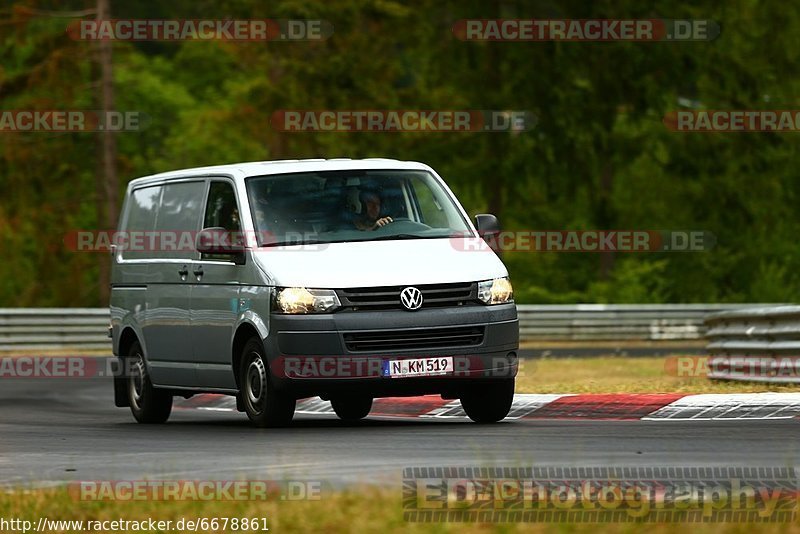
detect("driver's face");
top-left (364, 194), bottom-right (381, 220)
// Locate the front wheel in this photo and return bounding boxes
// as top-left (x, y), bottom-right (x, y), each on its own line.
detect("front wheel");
top-left (127, 341), bottom-right (172, 424)
top-left (460, 379), bottom-right (515, 423)
top-left (240, 337), bottom-right (296, 428)
top-left (331, 397), bottom-right (373, 421)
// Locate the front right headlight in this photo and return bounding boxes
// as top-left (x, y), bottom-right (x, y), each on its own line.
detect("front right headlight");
top-left (477, 277), bottom-right (514, 305)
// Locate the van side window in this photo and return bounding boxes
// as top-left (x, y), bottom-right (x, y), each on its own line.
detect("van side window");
top-left (153, 181), bottom-right (206, 260)
top-left (203, 182), bottom-right (243, 258)
top-left (122, 185), bottom-right (161, 260)
top-left (204, 182), bottom-right (241, 232)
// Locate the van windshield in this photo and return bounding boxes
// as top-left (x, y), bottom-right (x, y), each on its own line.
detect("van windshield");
top-left (245, 170), bottom-right (474, 246)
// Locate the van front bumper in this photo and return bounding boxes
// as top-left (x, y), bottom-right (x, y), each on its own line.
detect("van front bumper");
top-left (264, 303), bottom-right (518, 399)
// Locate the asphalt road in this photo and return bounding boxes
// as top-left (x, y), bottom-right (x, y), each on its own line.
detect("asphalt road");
top-left (0, 377), bottom-right (798, 488)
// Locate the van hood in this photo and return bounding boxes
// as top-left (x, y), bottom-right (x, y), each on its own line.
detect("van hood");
top-left (251, 238), bottom-right (506, 288)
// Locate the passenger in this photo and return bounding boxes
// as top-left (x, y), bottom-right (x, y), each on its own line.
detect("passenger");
top-left (354, 190), bottom-right (393, 231)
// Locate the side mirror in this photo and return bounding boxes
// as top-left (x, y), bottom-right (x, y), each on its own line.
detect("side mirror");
top-left (474, 214), bottom-right (501, 254)
top-left (196, 227), bottom-right (246, 255)
top-left (474, 214), bottom-right (500, 236)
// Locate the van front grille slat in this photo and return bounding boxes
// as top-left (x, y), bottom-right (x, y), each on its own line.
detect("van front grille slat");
top-left (343, 325), bottom-right (485, 352)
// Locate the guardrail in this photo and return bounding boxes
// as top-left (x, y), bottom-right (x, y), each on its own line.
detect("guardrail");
top-left (0, 304), bottom-right (768, 352)
top-left (517, 304), bottom-right (760, 341)
top-left (705, 306), bottom-right (800, 383)
top-left (0, 308), bottom-right (111, 351)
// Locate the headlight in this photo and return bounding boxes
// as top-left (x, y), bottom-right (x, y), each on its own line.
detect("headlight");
top-left (477, 277), bottom-right (514, 305)
top-left (274, 287), bottom-right (341, 314)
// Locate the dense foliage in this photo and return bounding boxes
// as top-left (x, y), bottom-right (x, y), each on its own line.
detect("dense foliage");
top-left (1, 0), bottom-right (798, 306)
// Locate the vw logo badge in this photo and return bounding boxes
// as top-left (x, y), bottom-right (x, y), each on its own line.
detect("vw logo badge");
top-left (400, 286), bottom-right (423, 310)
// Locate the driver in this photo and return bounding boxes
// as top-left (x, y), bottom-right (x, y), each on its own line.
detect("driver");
top-left (354, 190), bottom-right (393, 231)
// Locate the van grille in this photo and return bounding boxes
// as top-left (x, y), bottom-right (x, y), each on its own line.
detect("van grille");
top-left (343, 325), bottom-right (485, 352)
top-left (338, 282), bottom-right (475, 311)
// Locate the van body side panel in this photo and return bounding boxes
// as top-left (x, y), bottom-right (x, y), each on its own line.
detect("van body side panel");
top-left (110, 288), bottom-right (147, 357)
top-left (194, 281), bottom-right (272, 390)
top-left (144, 267), bottom-right (195, 386)
top-left (111, 255), bottom-right (150, 358)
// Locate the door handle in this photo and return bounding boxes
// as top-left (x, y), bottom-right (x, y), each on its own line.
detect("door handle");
top-left (193, 266), bottom-right (204, 279)
top-left (178, 265), bottom-right (189, 278)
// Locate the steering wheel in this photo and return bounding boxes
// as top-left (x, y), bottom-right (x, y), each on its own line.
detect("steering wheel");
top-left (375, 217), bottom-right (432, 231)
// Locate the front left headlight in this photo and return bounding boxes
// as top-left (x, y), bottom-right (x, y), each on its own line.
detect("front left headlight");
top-left (477, 277), bottom-right (514, 305)
top-left (274, 287), bottom-right (341, 314)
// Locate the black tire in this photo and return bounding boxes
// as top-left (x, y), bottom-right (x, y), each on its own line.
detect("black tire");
top-left (239, 337), bottom-right (296, 428)
top-left (127, 341), bottom-right (172, 424)
top-left (331, 397), bottom-right (373, 421)
top-left (460, 379), bottom-right (515, 423)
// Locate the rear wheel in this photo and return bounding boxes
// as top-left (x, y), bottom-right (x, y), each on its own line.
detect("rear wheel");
top-left (331, 397), bottom-right (373, 421)
top-left (127, 341), bottom-right (172, 424)
top-left (240, 337), bottom-right (295, 427)
top-left (460, 379), bottom-right (515, 423)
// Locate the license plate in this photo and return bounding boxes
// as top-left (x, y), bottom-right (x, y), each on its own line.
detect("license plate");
top-left (383, 357), bottom-right (454, 378)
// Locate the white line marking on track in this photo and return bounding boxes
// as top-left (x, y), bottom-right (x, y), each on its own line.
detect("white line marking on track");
top-left (643, 393), bottom-right (800, 421)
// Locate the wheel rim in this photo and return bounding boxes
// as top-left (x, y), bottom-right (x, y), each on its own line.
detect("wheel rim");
top-left (129, 353), bottom-right (145, 411)
top-left (245, 352), bottom-right (268, 415)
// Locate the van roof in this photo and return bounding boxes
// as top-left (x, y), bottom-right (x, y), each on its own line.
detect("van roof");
top-left (127, 158), bottom-right (433, 188)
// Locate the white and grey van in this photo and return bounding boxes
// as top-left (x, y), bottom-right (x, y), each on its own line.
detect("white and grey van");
top-left (110, 159), bottom-right (518, 427)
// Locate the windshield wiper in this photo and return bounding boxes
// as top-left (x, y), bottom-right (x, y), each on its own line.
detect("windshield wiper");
top-left (259, 239), bottom-right (326, 247)
top-left (259, 234), bottom-right (459, 246)
top-left (367, 234), bottom-right (443, 241)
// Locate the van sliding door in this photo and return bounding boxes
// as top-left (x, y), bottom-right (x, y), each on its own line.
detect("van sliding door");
top-left (143, 179), bottom-right (205, 387)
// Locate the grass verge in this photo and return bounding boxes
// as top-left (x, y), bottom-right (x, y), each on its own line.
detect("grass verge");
top-left (1, 487), bottom-right (799, 533)
top-left (514, 356), bottom-right (800, 394)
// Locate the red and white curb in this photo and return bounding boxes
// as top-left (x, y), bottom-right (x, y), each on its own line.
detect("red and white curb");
top-left (177, 392), bottom-right (800, 421)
